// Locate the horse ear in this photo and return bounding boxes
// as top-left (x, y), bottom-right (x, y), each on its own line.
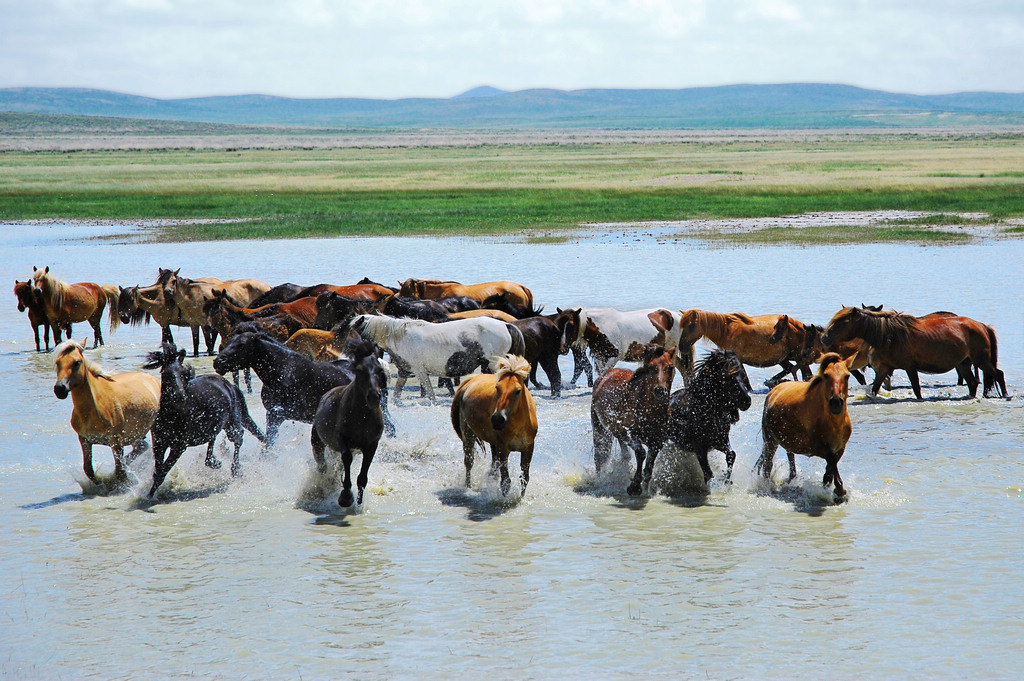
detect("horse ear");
top-left (556, 307), bottom-right (563, 314)
top-left (32, 266), bottom-right (37, 272)
top-left (177, 349), bottom-right (187, 363)
top-left (44, 266), bottom-right (50, 274)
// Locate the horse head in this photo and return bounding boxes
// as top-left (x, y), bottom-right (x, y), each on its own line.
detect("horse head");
top-left (14, 280), bottom-right (31, 312)
top-left (678, 309), bottom-right (703, 344)
top-left (768, 315), bottom-right (790, 345)
top-left (815, 352), bottom-right (851, 415)
top-left (213, 331), bottom-right (258, 375)
top-left (554, 307), bottom-right (583, 354)
top-left (31, 266), bottom-right (49, 301)
top-left (53, 339), bottom-right (106, 399)
top-left (820, 306), bottom-right (861, 348)
top-left (346, 338), bottom-right (384, 405)
top-left (490, 355), bottom-right (531, 431)
top-left (635, 345), bottom-right (677, 400)
top-left (143, 342), bottom-right (190, 396)
top-left (397, 278), bottom-right (420, 298)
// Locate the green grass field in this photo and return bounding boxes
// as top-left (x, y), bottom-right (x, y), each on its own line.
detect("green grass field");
top-left (1, 127), bottom-right (1022, 242)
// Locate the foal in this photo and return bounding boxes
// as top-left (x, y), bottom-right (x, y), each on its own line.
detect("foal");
top-left (310, 340), bottom-right (386, 508)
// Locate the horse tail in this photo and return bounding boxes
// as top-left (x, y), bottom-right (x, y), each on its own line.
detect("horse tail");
top-left (102, 285), bottom-right (121, 331)
top-left (506, 323), bottom-right (526, 357)
top-left (449, 390), bottom-right (464, 440)
top-left (986, 324), bottom-right (999, 371)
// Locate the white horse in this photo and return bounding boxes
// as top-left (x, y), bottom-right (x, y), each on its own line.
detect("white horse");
top-left (351, 315), bottom-right (526, 402)
top-left (577, 307), bottom-right (694, 382)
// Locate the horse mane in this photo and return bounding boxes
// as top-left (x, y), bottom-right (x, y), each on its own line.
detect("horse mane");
top-left (496, 354), bottom-right (530, 382)
top-left (34, 268), bottom-right (67, 311)
top-left (730, 312), bottom-right (754, 324)
top-left (54, 340), bottom-right (113, 379)
top-left (852, 308), bottom-right (918, 346)
top-left (694, 310), bottom-right (730, 341)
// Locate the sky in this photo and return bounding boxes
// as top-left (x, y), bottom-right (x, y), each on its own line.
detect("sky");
top-left (2, 0), bottom-right (1023, 100)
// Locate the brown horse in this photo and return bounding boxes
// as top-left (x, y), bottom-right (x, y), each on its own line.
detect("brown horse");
top-left (52, 340), bottom-right (161, 486)
top-left (820, 306), bottom-right (1006, 399)
top-left (161, 268), bottom-right (271, 355)
top-left (15, 279), bottom-right (69, 351)
top-left (298, 283), bottom-right (394, 302)
top-left (591, 345), bottom-right (677, 496)
top-left (285, 327), bottom-right (348, 361)
top-left (450, 355), bottom-right (538, 497)
top-left (119, 272), bottom-right (217, 355)
top-left (202, 290), bottom-right (308, 343)
top-left (399, 278), bottom-right (534, 313)
top-left (679, 309), bottom-right (809, 387)
top-left (31, 266), bottom-right (119, 348)
top-left (757, 352), bottom-right (853, 500)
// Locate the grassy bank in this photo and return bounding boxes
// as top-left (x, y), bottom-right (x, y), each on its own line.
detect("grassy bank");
top-left (1, 133), bottom-right (1023, 241)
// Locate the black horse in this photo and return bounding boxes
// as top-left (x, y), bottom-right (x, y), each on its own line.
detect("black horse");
top-left (432, 296), bottom-right (481, 313)
top-left (248, 282), bottom-right (308, 307)
top-left (381, 295), bottom-right (450, 322)
top-left (481, 291), bottom-right (543, 319)
top-left (311, 339), bottom-right (385, 508)
top-left (143, 343), bottom-right (266, 497)
top-left (313, 292), bottom-right (375, 330)
top-left (513, 314), bottom-right (569, 397)
top-left (212, 330), bottom-right (396, 445)
top-left (667, 349), bottom-right (752, 485)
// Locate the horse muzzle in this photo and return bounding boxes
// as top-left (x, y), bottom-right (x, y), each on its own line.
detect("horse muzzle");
top-left (490, 412), bottom-right (507, 431)
top-left (653, 386), bottom-right (669, 399)
top-left (17, 302), bottom-right (26, 312)
top-left (828, 396), bottom-right (845, 415)
top-left (820, 332), bottom-right (834, 348)
top-left (54, 383), bottom-right (70, 400)
top-left (212, 357), bottom-right (230, 375)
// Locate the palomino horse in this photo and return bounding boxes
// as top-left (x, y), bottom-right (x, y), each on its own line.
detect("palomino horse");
top-left (31, 266), bottom-right (120, 347)
top-left (52, 340), bottom-right (161, 486)
top-left (591, 345), bottom-right (677, 496)
top-left (311, 339), bottom-right (386, 508)
top-left (757, 352), bottom-right (853, 500)
top-left (350, 314), bottom-right (526, 403)
top-left (668, 349), bottom-right (753, 485)
top-left (820, 306), bottom-right (1006, 399)
top-left (398, 278), bottom-right (535, 315)
top-left (678, 309), bottom-right (811, 388)
top-left (15, 279), bottom-right (69, 352)
top-left (160, 268), bottom-right (271, 355)
top-left (119, 273), bottom-right (210, 354)
top-left (450, 355), bottom-right (538, 496)
top-left (143, 343), bottom-right (265, 497)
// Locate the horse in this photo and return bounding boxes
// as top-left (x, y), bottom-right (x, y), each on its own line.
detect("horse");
top-left (820, 306), bottom-right (1006, 399)
top-left (294, 282), bottom-right (394, 302)
top-left (379, 294), bottom-right (451, 322)
top-left (757, 353), bottom-right (853, 500)
top-left (312, 292), bottom-right (376, 330)
top-left (450, 355), bottom-right (538, 496)
top-left (213, 330), bottom-right (395, 445)
top-left (570, 307), bottom-right (693, 386)
top-left (285, 326), bottom-right (348, 362)
top-left (31, 266), bottom-right (120, 348)
top-left (763, 314), bottom-right (823, 384)
top-left (52, 340), bottom-right (161, 486)
top-left (247, 283), bottom-right (309, 307)
top-left (512, 314), bottom-right (569, 397)
top-left (202, 289), bottom-right (310, 343)
top-left (143, 343), bottom-right (266, 497)
top-left (445, 309), bottom-right (518, 323)
top-left (431, 296), bottom-right (481, 313)
top-left (591, 345), bottom-right (677, 496)
top-left (311, 340), bottom-right (386, 508)
top-left (554, 307), bottom-right (596, 390)
top-left (399, 278), bottom-right (535, 315)
top-left (350, 314), bottom-right (526, 403)
top-left (119, 274), bottom-right (209, 355)
top-left (481, 291), bottom-right (544, 319)
top-left (15, 279), bottom-right (68, 352)
top-left (667, 349), bottom-right (753, 485)
top-left (678, 309), bottom-right (812, 388)
top-left (160, 268), bottom-right (271, 355)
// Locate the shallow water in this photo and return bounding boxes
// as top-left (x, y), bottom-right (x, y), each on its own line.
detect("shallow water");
top-left (2, 224), bottom-right (1022, 680)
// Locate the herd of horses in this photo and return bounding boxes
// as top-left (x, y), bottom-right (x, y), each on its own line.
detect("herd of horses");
top-left (17, 265), bottom-right (1010, 506)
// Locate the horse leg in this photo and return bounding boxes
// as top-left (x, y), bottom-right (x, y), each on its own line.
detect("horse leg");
top-left (226, 419), bottom-right (245, 477)
top-left (310, 428), bottom-right (328, 473)
top-left (627, 443), bottom-right (646, 497)
top-left (462, 432), bottom-right (476, 488)
top-left (393, 374), bottom-right (408, 403)
top-left (756, 439), bottom-right (777, 480)
top-left (787, 452), bottom-right (798, 482)
top-left (725, 449), bottom-right (737, 482)
top-left (765, 366), bottom-right (791, 388)
top-left (190, 326), bottom-right (201, 357)
top-left (244, 368), bottom-right (252, 394)
top-left (519, 443), bottom-right (534, 495)
top-left (203, 326), bottom-right (218, 356)
top-left (824, 451), bottom-right (846, 500)
top-left (161, 325), bottom-right (174, 344)
top-left (90, 319), bottom-right (103, 348)
top-left (204, 439), bottom-right (223, 470)
top-left (265, 409), bottom-right (285, 448)
top-left (355, 442), bottom-right (378, 505)
top-left (379, 388), bottom-right (397, 438)
top-left (870, 369), bottom-right (889, 396)
top-left (591, 410), bottom-right (613, 473)
top-left (154, 445), bottom-right (187, 494)
top-left (126, 438), bottom-right (149, 462)
top-left (80, 438), bottom-right (98, 483)
top-left (695, 446), bottom-right (714, 484)
top-left (111, 444), bottom-right (128, 483)
top-left (492, 444), bottom-right (512, 496)
top-left (540, 354), bottom-right (561, 398)
top-left (417, 371), bottom-right (437, 403)
top-left (569, 345), bottom-right (593, 388)
top-left (33, 323), bottom-right (41, 352)
top-left (148, 441), bottom-right (168, 497)
top-left (850, 369), bottom-right (866, 385)
top-left (337, 441), bottom-right (356, 507)
top-left (906, 369), bottom-right (924, 400)
top-left (641, 444), bottom-right (662, 493)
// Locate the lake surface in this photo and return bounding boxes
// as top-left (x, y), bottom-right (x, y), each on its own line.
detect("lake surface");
top-left (2, 223), bottom-right (1022, 680)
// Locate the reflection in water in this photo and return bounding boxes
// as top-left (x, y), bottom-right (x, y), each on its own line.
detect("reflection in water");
top-left (0, 224), bottom-right (1022, 679)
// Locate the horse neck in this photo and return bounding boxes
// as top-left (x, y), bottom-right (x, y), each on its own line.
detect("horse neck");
top-left (696, 311), bottom-right (730, 345)
top-left (856, 313), bottom-right (906, 347)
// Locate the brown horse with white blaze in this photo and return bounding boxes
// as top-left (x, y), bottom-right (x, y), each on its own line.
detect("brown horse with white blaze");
top-left (820, 306), bottom-right (1006, 399)
top-left (52, 340), bottom-right (161, 486)
top-left (757, 352), bottom-right (853, 500)
top-left (31, 266), bottom-right (120, 347)
top-left (591, 345), bottom-right (677, 496)
top-left (450, 355), bottom-right (538, 497)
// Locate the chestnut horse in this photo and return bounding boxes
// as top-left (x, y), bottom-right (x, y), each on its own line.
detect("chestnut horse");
top-left (398, 278), bottom-right (534, 314)
top-left (678, 309), bottom-right (810, 387)
top-left (820, 306), bottom-right (1006, 399)
top-left (450, 355), bottom-right (538, 496)
top-left (31, 266), bottom-right (120, 348)
top-left (591, 345), bottom-right (677, 496)
top-left (52, 341), bottom-right (161, 486)
top-left (15, 279), bottom-right (69, 351)
top-left (757, 352), bottom-right (852, 500)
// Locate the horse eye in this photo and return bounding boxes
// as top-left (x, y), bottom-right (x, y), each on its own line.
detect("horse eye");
top-left (71, 360), bottom-right (81, 369)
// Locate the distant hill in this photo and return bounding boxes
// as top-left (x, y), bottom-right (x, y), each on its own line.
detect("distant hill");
top-left (2, 84), bottom-right (1024, 128)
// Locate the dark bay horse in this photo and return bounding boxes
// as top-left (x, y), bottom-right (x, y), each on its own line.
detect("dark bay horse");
top-left (143, 343), bottom-right (266, 497)
top-left (451, 355), bottom-right (538, 496)
top-left (758, 353), bottom-right (853, 500)
top-left (15, 279), bottom-right (69, 351)
top-left (311, 340), bottom-right (386, 508)
top-left (668, 350), bottom-right (752, 485)
top-left (213, 331), bottom-right (395, 445)
top-left (513, 312), bottom-right (573, 398)
top-left (820, 306), bottom-right (1006, 399)
top-left (591, 345), bottom-right (677, 496)
top-left (32, 266), bottom-right (120, 347)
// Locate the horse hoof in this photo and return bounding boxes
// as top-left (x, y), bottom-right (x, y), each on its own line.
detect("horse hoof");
top-left (626, 483), bottom-right (642, 497)
top-left (338, 490), bottom-right (355, 507)
top-left (205, 457), bottom-right (223, 470)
